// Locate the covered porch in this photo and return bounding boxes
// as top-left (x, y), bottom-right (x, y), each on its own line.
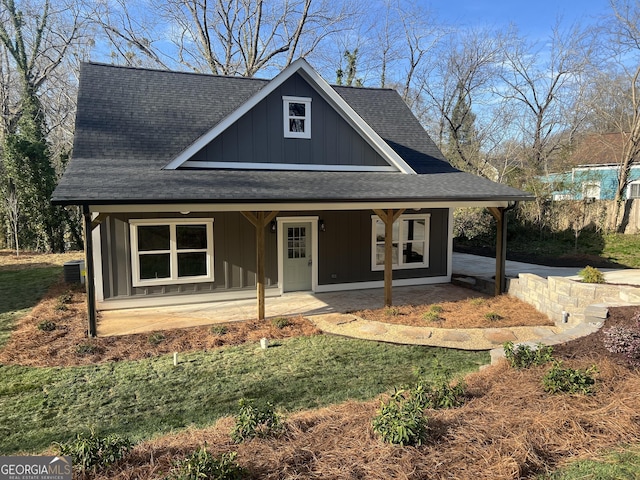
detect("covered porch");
top-left (83, 202), bottom-right (517, 337)
top-left (97, 282), bottom-right (485, 337)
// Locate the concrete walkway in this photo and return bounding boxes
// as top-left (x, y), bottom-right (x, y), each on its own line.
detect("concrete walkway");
top-left (453, 252), bottom-right (640, 285)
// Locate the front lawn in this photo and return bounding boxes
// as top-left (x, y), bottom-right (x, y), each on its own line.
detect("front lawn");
top-left (0, 267), bottom-right (62, 349)
top-left (0, 336), bottom-right (487, 454)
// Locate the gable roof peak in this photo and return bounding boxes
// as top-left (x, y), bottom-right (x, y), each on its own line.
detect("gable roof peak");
top-left (163, 58), bottom-right (416, 174)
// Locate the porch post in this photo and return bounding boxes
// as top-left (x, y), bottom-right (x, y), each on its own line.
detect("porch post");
top-left (373, 208), bottom-right (406, 306)
top-left (82, 205), bottom-right (97, 337)
top-left (241, 211), bottom-right (279, 321)
top-left (488, 207), bottom-right (507, 296)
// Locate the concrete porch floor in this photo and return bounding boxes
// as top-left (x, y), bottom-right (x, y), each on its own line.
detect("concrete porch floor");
top-left (97, 283), bottom-right (480, 336)
top-left (97, 253), bottom-right (640, 337)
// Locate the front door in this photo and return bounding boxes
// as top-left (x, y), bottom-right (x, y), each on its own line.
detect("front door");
top-left (283, 222), bottom-right (312, 292)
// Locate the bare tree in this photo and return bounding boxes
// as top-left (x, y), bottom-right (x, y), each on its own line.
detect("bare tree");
top-left (592, 0), bottom-right (640, 230)
top-left (92, 0), bottom-right (357, 77)
top-left (496, 23), bottom-right (593, 176)
top-left (415, 27), bottom-right (503, 177)
top-left (0, 0), bottom-right (87, 251)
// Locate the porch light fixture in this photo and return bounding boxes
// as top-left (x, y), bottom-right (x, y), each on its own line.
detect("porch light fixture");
top-left (270, 220), bottom-right (277, 233)
top-left (319, 219), bottom-right (326, 232)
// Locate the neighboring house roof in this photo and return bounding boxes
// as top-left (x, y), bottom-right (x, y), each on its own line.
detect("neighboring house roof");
top-left (567, 132), bottom-right (625, 167)
top-left (52, 60), bottom-right (532, 206)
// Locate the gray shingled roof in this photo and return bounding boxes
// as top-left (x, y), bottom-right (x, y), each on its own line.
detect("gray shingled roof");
top-left (52, 63), bottom-right (532, 205)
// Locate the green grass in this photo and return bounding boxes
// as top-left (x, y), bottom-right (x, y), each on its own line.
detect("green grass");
top-left (0, 266), bottom-right (62, 349)
top-left (602, 233), bottom-right (640, 268)
top-left (0, 337), bottom-right (488, 454)
top-left (497, 230), bottom-right (640, 268)
top-left (542, 445), bottom-right (640, 479)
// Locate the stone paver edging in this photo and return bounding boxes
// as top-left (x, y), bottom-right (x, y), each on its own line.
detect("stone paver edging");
top-left (311, 313), bottom-right (610, 367)
top-left (310, 313), bottom-right (561, 352)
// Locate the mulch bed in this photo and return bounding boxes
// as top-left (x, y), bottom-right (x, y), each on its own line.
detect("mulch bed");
top-left (553, 305), bottom-right (639, 363)
top-left (90, 326), bottom-right (640, 480)
top-left (6, 275), bottom-right (640, 478)
top-left (0, 279), bottom-right (320, 367)
top-left (352, 295), bottom-right (553, 329)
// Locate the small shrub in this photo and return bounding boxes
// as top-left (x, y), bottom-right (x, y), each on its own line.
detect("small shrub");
top-left (422, 305), bottom-right (444, 322)
top-left (230, 399), bottom-right (283, 443)
top-left (542, 362), bottom-right (598, 394)
top-left (412, 372), bottom-right (466, 410)
top-left (271, 317), bottom-right (292, 329)
top-left (148, 332), bottom-right (165, 346)
top-left (371, 389), bottom-right (427, 446)
top-left (75, 343), bottom-right (98, 356)
top-left (578, 265), bottom-right (605, 284)
top-left (166, 446), bottom-right (246, 480)
top-left (384, 307), bottom-right (400, 317)
top-left (55, 291), bottom-right (74, 311)
top-left (484, 312), bottom-right (503, 321)
top-left (422, 311), bottom-right (441, 322)
top-left (210, 325), bottom-right (229, 336)
top-left (469, 297), bottom-right (486, 306)
top-left (37, 320), bottom-right (56, 332)
top-left (54, 430), bottom-right (132, 473)
top-left (503, 341), bottom-right (554, 369)
top-left (602, 326), bottom-right (640, 367)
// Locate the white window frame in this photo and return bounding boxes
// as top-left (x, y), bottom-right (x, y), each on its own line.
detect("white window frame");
top-left (130, 219), bottom-right (214, 287)
top-left (627, 181), bottom-right (640, 199)
top-left (283, 96), bottom-right (311, 139)
top-left (371, 213), bottom-right (430, 271)
top-left (582, 182), bottom-right (601, 200)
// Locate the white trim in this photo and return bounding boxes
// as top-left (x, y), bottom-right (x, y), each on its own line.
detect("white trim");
top-left (129, 219), bottom-right (214, 287)
top-left (163, 58), bottom-right (415, 174)
top-left (314, 275), bottom-right (451, 293)
top-left (92, 220), bottom-right (104, 302)
top-left (276, 216), bottom-right (319, 294)
top-left (370, 213), bottom-right (431, 271)
top-left (283, 96), bottom-right (311, 139)
top-left (447, 208), bottom-right (454, 278)
top-left (90, 200), bottom-right (511, 214)
top-left (581, 181), bottom-right (601, 200)
top-left (97, 288), bottom-right (280, 311)
top-left (574, 164), bottom-right (640, 172)
top-left (627, 180), bottom-right (640, 199)
top-left (180, 161), bottom-right (398, 172)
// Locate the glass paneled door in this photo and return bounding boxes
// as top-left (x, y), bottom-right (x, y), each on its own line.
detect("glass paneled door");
top-left (283, 222), bottom-right (312, 291)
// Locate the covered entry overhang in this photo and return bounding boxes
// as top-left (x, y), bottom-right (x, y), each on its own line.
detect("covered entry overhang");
top-left (80, 198), bottom-right (520, 337)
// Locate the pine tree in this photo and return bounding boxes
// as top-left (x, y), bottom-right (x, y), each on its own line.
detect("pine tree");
top-left (445, 85), bottom-right (481, 174)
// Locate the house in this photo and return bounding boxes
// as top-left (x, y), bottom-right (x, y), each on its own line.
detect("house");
top-left (52, 59), bottom-right (532, 336)
top-left (544, 133), bottom-right (640, 201)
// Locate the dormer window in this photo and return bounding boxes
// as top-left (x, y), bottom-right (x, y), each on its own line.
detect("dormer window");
top-left (283, 96), bottom-right (311, 139)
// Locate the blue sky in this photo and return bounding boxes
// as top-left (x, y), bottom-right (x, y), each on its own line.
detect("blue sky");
top-left (425, 0), bottom-right (611, 37)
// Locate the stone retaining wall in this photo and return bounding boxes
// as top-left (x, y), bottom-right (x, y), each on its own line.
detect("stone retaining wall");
top-left (507, 274), bottom-right (640, 326)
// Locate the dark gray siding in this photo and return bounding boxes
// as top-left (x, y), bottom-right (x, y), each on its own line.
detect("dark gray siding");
top-left (189, 73), bottom-right (389, 168)
top-left (316, 208), bottom-right (449, 285)
top-left (98, 208), bottom-right (448, 301)
top-left (100, 212), bottom-right (277, 299)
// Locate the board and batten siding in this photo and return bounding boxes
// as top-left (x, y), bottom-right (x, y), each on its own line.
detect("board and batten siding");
top-left (98, 209), bottom-right (449, 301)
top-left (99, 212), bottom-right (277, 299)
top-left (188, 73), bottom-right (390, 168)
top-left (316, 208), bottom-right (449, 285)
